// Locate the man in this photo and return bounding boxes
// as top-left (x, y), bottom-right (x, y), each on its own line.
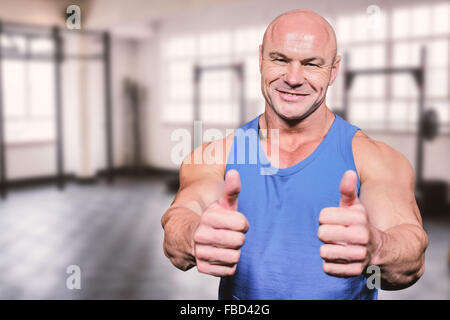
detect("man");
top-left (161, 9), bottom-right (428, 299)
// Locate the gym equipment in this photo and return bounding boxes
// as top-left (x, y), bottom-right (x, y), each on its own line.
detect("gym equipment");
top-left (341, 48), bottom-right (447, 215)
top-left (53, 27), bottom-right (64, 190)
top-left (0, 22), bottom-right (4, 199)
top-left (341, 48), bottom-right (427, 184)
top-left (0, 21), bottom-right (114, 199)
top-left (418, 179), bottom-right (448, 215)
top-left (420, 108), bottom-right (439, 141)
top-left (123, 78), bottom-right (143, 174)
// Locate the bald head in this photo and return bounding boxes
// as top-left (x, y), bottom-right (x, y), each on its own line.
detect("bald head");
top-left (258, 9), bottom-right (341, 122)
top-left (262, 9), bottom-right (337, 63)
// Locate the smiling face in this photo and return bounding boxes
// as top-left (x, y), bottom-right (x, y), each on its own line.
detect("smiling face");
top-left (259, 10), bottom-right (340, 122)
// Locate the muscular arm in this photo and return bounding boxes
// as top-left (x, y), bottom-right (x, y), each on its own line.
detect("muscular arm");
top-left (354, 131), bottom-right (429, 290)
top-left (161, 135), bottom-right (232, 271)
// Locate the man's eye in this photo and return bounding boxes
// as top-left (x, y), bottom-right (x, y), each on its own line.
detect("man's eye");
top-left (274, 58), bottom-right (287, 63)
top-left (305, 63), bottom-right (319, 67)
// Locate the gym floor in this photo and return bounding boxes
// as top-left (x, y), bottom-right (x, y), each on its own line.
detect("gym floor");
top-left (0, 174), bottom-right (448, 300)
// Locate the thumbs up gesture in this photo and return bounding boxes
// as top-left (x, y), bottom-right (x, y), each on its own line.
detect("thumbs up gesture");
top-left (193, 169), bottom-right (249, 277)
top-left (318, 170), bottom-right (378, 277)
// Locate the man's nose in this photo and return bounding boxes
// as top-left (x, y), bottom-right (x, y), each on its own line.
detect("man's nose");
top-left (284, 62), bottom-right (305, 87)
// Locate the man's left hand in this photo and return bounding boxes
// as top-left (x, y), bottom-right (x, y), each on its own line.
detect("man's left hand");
top-left (318, 170), bottom-right (382, 277)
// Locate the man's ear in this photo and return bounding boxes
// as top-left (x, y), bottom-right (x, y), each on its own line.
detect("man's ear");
top-left (328, 55), bottom-right (341, 86)
top-left (259, 44), bottom-right (263, 73)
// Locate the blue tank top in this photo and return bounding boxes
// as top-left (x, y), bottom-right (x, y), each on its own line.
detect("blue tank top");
top-left (220, 112), bottom-right (378, 300)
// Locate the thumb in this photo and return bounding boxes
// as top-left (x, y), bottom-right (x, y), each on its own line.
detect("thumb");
top-left (218, 169), bottom-right (241, 211)
top-left (339, 170), bottom-right (360, 207)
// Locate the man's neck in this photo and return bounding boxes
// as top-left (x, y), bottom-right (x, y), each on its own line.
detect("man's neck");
top-left (259, 104), bottom-right (335, 147)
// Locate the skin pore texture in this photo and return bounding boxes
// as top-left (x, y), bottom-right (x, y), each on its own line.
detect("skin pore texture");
top-left (161, 9), bottom-right (428, 291)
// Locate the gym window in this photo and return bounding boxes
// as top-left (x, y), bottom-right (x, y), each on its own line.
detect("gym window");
top-left (1, 34), bottom-right (56, 144)
top-left (161, 26), bottom-right (265, 125)
top-left (331, 2), bottom-right (449, 132)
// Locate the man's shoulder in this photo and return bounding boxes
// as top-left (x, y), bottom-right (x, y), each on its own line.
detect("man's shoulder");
top-left (352, 130), bottom-right (414, 183)
top-left (181, 130), bottom-right (236, 175)
top-left (353, 130), bottom-right (392, 155)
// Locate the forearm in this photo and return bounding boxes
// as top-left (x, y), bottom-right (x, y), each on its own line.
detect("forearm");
top-left (370, 223), bottom-right (428, 290)
top-left (161, 206), bottom-right (200, 271)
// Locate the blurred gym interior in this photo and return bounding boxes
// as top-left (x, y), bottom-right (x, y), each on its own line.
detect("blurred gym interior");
top-left (0, 0), bottom-right (448, 299)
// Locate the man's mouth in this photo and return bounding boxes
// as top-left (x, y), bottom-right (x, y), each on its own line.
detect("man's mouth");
top-left (276, 89), bottom-right (310, 102)
top-left (276, 89), bottom-right (309, 96)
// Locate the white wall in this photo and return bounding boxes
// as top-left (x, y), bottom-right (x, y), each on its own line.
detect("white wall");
top-left (6, 143), bottom-right (56, 180)
top-left (0, 0), bottom-right (68, 26)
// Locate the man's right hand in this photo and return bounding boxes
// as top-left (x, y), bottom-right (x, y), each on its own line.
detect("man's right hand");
top-left (193, 169), bottom-right (249, 277)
